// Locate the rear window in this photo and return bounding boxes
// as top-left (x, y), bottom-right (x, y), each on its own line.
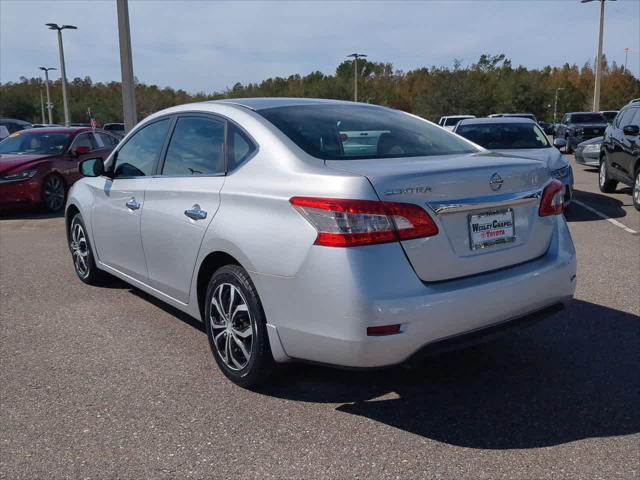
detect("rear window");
top-left (456, 123), bottom-right (550, 150)
top-left (570, 113), bottom-right (605, 124)
top-left (259, 105), bottom-right (477, 160)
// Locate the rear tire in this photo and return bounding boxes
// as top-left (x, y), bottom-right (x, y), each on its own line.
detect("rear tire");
top-left (69, 213), bottom-right (108, 285)
top-left (205, 265), bottom-right (274, 388)
top-left (598, 156), bottom-right (618, 193)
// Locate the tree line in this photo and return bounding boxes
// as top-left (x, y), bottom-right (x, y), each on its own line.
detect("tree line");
top-left (1, 54), bottom-right (638, 125)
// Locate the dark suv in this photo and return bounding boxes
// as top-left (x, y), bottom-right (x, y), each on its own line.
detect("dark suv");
top-left (600, 99), bottom-right (640, 210)
top-left (555, 112), bottom-right (608, 154)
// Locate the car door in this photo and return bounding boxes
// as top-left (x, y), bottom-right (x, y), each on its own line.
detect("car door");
top-left (609, 107), bottom-right (636, 177)
top-left (619, 107), bottom-right (640, 180)
top-left (91, 117), bottom-right (172, 281)
top-left (140, 114), bottom-right (232, 303)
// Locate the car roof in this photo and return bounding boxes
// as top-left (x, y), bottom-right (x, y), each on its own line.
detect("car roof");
top-left (211, 97), bottom-right (363, 111)
top-left (441, 115), bottom-right (474, 118)
top-left (566, 111), bottom-right (604, 115)
top-left (0, 118), bottom-right (32, 125)
top-left (9, 126), bottom-right (101, 134)
top-left (457, 117), bottom-right (535, 125)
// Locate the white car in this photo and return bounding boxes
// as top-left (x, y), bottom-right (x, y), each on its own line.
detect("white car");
top-left (454, 117), bottom-right (574, 205)
top-left (438, 115), bottom-right (476, 131)
top-left (66, 98), bottom-right (576, 387)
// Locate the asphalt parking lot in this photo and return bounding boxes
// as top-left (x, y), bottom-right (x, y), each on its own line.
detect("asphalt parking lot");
top-left (1, 155), bottom-right (638, 479)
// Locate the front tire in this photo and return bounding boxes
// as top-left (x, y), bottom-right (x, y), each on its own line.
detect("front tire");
top-left (205, 265), bottom-right (274, 388)
top-left (42, 174), bottom-right (66, 212)
top-left (599, 156), bottom-right (618, 193)
top-left (69, 213), bottom-right (107, 285)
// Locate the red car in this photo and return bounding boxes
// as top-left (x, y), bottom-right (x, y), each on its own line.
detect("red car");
top-left (0, 127), bottom-right (119, 212)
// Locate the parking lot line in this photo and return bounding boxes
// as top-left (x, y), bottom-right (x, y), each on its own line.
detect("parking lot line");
top-left (573, 199), bottom-right (638, 235)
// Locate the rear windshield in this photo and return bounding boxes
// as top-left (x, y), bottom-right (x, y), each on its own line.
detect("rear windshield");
top-left (570, 113), bottom-right (605, 124)
top-left (455, 123), bottom-right (550, 150)
top-left (0, 131), bottom-right (71, 154)
top-left (259, 105), bottom-right (477, 160)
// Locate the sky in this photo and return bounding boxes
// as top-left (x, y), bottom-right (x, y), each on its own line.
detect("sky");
top-left (1, 0), bottom-right (638, 94)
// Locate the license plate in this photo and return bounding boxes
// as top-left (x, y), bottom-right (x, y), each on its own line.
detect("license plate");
top-left (468, 209), bottom-right (516, 250)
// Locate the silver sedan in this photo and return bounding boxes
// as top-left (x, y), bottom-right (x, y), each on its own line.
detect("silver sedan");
top-left (66, 98), bottom-right (576, 387)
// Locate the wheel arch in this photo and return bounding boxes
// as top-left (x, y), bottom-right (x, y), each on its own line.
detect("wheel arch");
top-left (65, 203), bottom-right (81, 243)
top-left (196, 251), bottom-right (241, 321)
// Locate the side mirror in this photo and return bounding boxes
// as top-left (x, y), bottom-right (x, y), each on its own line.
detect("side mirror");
top-left (79, 158), bottom-right (105, 177)
top-left (553, 138), bottom-right (567, 149)
top-left (622, 124), bottom-right (640, 136)
top-left (72, 145), bottom-right (91, 157)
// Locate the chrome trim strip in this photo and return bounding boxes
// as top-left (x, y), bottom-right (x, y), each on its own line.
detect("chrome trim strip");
top-left (427, 188), bottom-right (542, 215)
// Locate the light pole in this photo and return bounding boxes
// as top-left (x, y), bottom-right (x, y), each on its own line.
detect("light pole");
top-left (624, 47), bottom-right (629, 72)
top-left (40, 88), bottom-right (46, 124)
top-left (46, 23), bottom-right (77, 126)
top-left (39, 66), bottom-right (56, 124)
top-left (347, 53), bottom-right (367, 102)
top-left (117, 0), bottom-right (138, 133)
top-left (581, 0), bottom-right (615, 112)
top-left (553, 88), bottom-right (565, 125)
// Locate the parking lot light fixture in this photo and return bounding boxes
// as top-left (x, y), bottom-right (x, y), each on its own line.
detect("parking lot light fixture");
top-left (553, 88), bottom-right (565, 124)
top-left (46, 23), bottom-right (77, 126)
top-left (39, 66), bottom-right (57, 124)
top-left (581, 0), bottom-right (615, 112)
top-left (347, 53), bottom-right (367, 102)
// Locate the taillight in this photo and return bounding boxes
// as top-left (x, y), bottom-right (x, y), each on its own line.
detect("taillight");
top-left (290, 197), bottom-right (438, 247)
top-left (539, 180), bottom-right (565, 217)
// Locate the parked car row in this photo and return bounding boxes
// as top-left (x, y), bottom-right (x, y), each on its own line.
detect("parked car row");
top-left (566, 99), bottom-right (639, 210)
top-left (598, 99), bottom-right (640, 210)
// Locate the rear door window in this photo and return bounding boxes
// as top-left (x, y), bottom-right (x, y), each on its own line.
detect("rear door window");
top-left (161, 116), bottom-right (225, 176)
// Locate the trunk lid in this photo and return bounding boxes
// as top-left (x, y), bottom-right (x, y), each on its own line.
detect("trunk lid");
top-left (326, 152), bottom-right (555, 282)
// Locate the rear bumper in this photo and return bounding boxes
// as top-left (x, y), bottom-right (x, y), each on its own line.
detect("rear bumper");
top-left (0, 179), bottom-right (42, 207)
top-left (253, 216), bottom-right (576, 368)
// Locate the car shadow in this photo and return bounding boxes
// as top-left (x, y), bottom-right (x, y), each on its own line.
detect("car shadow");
top-left (255, 300), bottom-right (639, 450)
top-left (565, 189), bottom-right (629, 221)
top-left (129, 288), bottom-right (206, 333)
top-left (0, 206), bottom-right (64, 220)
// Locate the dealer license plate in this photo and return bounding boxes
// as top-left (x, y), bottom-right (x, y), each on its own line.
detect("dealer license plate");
top-left (468, 209), bottom-right (516, 250)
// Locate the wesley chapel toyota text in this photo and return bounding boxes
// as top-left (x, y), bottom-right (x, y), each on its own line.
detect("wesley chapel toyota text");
top-left (66, 98), bottom-right (576, 387)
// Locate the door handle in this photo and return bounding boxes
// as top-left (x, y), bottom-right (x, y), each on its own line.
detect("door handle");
top-left (126, 198), bottom-right (141, 210)
top-left (184, 204), bottom-right (207, 220)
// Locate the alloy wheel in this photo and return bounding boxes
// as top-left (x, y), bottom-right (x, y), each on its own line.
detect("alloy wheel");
top-left (70, 221), bottom-right (90, 277)
top-left (599, 162), bottom-right (606, 188)
top-left (209, 283), bottom-right (254, 371)
top-left (43, 176), bottom-right (65, 211)
top-left (634, 172), bottom-right (640, 205)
